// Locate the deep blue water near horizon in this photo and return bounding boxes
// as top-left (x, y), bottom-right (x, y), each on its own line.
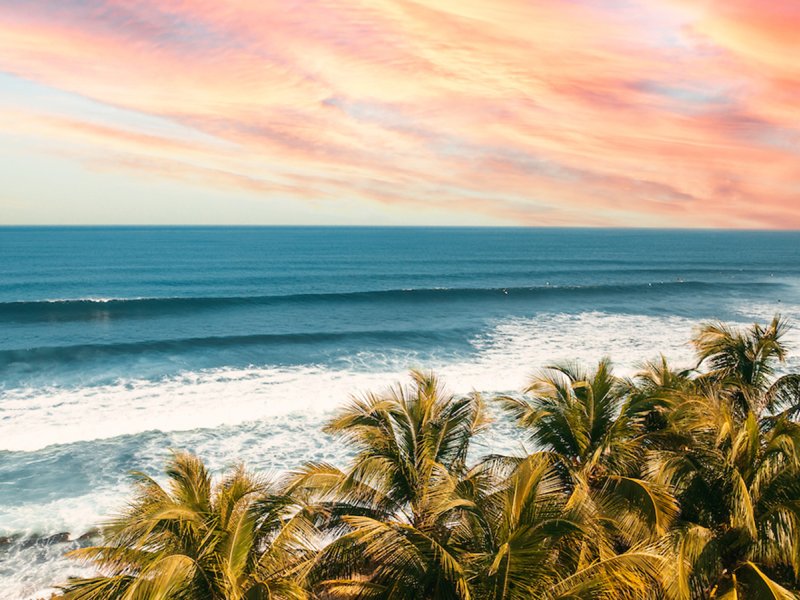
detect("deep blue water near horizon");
top-left (1, 226), bottom-right (799, 598)
top-left (3, 227), bottom-right (798, 387)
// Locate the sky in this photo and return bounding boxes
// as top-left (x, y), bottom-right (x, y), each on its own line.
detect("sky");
top-left (0, 0), bottom-right (798, 227)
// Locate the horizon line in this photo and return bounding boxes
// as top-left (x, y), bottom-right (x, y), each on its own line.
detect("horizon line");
top-left (2, 224), bottom-right (799, 233)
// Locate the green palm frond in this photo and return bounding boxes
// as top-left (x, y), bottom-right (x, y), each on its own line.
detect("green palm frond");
top-left (550, 549), bottom-right (667, 600)
top-left (62, 452), bottom-right (310, 600)
top-left (312, 515), bottom-right (470, 600)
top-left (320, 371), bottom-right (485, 523)
top-left (736, 562), bottom-right (799, 599)
top-left (600, 476), bottom-right (679, 540)
top-left (692, 316), bottom-right (790, 416)
top-left (766, 374), bottom-right (800, 420)
top-left (61, 574), bottom-right (138, 600)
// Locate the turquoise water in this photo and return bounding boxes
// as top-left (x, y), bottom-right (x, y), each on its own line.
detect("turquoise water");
top-left (1, 227), bottom-right (799, 597)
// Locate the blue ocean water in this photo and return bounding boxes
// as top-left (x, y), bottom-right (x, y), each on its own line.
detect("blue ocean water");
top-left (1, 227), bottom-right (799, 597)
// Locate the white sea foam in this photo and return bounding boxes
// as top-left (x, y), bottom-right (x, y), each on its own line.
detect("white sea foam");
top-left (41, 296), bottom-right (135, 303)
top-left (0, 311), bottom-right (703, 453)
top-left (4, 543), bottom-right (96, 600)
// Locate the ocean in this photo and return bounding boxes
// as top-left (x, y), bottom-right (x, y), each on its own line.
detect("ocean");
top-left (1, 226), bottom-right (799, 598)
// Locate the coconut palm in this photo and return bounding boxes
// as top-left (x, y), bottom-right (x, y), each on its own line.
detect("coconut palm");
top-left (692, 315), bottom-right (796, 417)
top-left (616, 356), bottom-right (703, 460)
top-left (312, 452), bottom-right (668, 600)
top-left (498, 359), bottom-right (637, 483)
top-left (297, 370), bottom-right (670, 599)
top-left (460, 453), bottom-right (667, 600)
top-left (653, 388), bottom-right (800, 599)
top-left (289, 370), bottom-right (486, 525)
top-left (290, 370), bottom-right (485, 599)
top-left (497, 359), bottom-right (679, 549)
top-left (61, 452), bottom-right (310, 600)
top-left (643, 316), bottom-right (800, 598)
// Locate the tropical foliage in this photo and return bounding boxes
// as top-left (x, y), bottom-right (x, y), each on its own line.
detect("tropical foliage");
top-left (61, 455), bottom-right (311, 599)
top-left (62, 316), bottom-right (800, 599)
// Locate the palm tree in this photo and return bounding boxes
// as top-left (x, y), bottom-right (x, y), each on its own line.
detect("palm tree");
top-left (498, 359), bottom-right (636, 483)
top-left (288, 369), bottom-right (487, 524)
top-left (653, 389), bottom-right (800, 599)
top-left (629, 355), bottom-right (695, 397)
top-left (497, 359), bottom-right (679, 550)
top-left (692, 315), bottom-right (796, 417)
top-left (460, 453), bottom-right (667, 600)
top-left (61, 452), bottom-right (310, 600)
top-left (298, 369), bottom-right (667, 600)
top-left (290, 370), bottom-right (485, 599)
top-left (641, 316), bottom-right (800, 598)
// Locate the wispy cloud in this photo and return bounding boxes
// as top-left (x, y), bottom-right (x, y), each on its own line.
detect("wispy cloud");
top-left (0, 0), bottom-right (798, 226)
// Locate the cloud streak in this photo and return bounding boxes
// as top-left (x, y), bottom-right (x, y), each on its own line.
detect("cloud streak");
top-left (0, 0), bottom-right (798, 226)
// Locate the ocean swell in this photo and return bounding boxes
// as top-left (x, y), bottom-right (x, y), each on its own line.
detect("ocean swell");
top-left (0, 281), bottom-right (777, 323)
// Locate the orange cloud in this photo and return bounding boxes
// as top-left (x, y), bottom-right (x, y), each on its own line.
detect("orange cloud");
top-left (0, 0), bottom-right (798, 227)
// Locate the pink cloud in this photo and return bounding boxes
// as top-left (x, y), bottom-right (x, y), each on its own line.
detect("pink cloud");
top-left (0, 0), bottom-right (798, 227)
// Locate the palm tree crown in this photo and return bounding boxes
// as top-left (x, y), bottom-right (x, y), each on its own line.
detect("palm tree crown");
top-left (62, 452), bottom-right (310, 600)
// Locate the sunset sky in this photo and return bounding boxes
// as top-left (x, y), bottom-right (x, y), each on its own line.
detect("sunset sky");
top-left (1, 0), bottom-right (798, 227)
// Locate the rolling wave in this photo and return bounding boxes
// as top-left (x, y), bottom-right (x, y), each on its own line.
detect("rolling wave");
top-left (0, 328), bottom-right (463, 368)
top-left (0, 281), bottom-right (776, 323)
